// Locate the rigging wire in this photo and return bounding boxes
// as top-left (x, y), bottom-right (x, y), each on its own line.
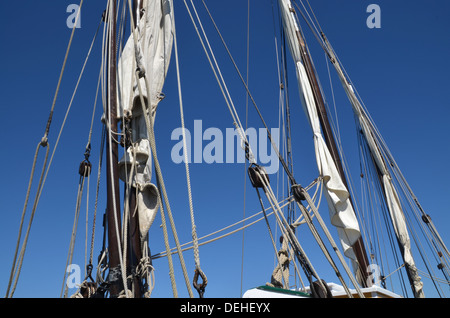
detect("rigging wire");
top-left (294, 0), bottom-right (450, 295)
top-left (152, 177), bottom-right (320, 261)
top-left (104, 0), bottom-right (130, 298)
top-left (5, 2), bottom-right (98, 298)
top-left (196, 0), bottom-right (366, 296)
top-left (14, 0), bottom-right (448, 299)
top-left (190, 0), bottom-right (320, 292)
top-left (61, 159), bottom-right (90, 298)
top-left (171, 0), bottom-right (207, 298)
top-left (200, 0), bottom-right (298, 188)
top-left (239, 0), bottom-right (252, 298)
top-left (152, 197), bottom-right (295, 260)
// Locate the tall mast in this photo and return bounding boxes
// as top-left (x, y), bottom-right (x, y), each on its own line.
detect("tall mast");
top-left (105, 0), bottom-right (123, 297)
top-left (320, 33), bottom-right (425, 297)
top-left (127, 0), bottom-right (145, 298)
top-left (290, 5), bottom-right (372, 287)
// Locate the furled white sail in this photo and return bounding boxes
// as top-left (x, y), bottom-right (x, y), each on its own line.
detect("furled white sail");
top-left (117, 0), bottom-right (173, 240)
top-left (324, 39), bottom-right (424, 297)
top-left (278, 0), bottom-right (361, 267)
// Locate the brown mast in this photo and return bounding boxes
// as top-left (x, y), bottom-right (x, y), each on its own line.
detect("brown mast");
top-left (105, 0), bottom-right (123, 297)
top-left (126, 0), bottom-right (145, 298)
top-left (290, 6), bottom-right (372, 287)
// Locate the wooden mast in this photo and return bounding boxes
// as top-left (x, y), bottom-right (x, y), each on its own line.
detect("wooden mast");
top-left (320, 33), bottom-right (425, 296)
top-left (290, 5), bottom-right (372, 287)
top-left (127, 0), bottom-right (145, 298)
top-left (106, 0), bottom-right (145, 298)
top-left (105, 0), bottom-right (123, 297)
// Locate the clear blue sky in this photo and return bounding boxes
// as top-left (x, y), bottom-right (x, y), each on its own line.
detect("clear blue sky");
top-left (1, 0), bottom-right (449, 298)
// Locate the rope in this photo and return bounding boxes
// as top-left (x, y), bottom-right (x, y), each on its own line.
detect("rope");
top-left (136, 240), bottom-right (156, 298)
top-left (88, 71), bottom-right (105, 269)
top-left (183, 2), bottom-right (344, 297)
top-left (118, 139), bottom-right (138, 296)
top-left (43, 0), bottom-right (85, 141)
top-left (6, 0), bottom-right (86, 298)
top-left (200, 0), bottom-right (298, 188)
top-left (123, 0), bottom-right (178, 298)
top-left (254, 170), bottom-right (322, 286)
top-left (105, 0), bottom-right (129, 298)
top-left (183, 0), bottom-right (256, 165)
top-left (136, 70), bottom-right (194, 297)
top-left (171, 1), bottom-right (207, 298)
top-left (255, 188), bottom-right (290, 289)
top-left (295, 0), bottom-right (449, 296)
top-left (6, 142), bottom-right (49, 298)
top-left (128, 0), bottom-right (193, 297)
top-left (61, 71), bottom-right (99, 297)
top-left (152, 197), bottom-right (294, 260)
top-left (61, 165), bottom-right (90, 298)
top-left (298, 185), bottom-right (363, 297)
top-left (240, 0), bottom-right (251, 298)
top-left (267, 235), bottom-right (290, 289)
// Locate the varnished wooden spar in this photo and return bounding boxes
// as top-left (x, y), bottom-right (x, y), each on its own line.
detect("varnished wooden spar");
top-left (105, 0), bottom-right (123, 297)
top-left (127, 0), bottom-right (145, 298)
top-left (291, 8), bottom-right (372, 287)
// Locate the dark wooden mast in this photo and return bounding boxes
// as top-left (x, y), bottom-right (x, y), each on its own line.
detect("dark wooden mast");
top-left (127, 0), bottom-right (145, 298)
top-left (105, 0), bottom-right (123, 297)
top-left (291, 7), bottom-right (372, 287)
top-left (106, 0), bottom-right (146, 298)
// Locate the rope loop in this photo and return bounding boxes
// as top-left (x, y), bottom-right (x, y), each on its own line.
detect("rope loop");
top-left (193, 268), bottom-right (207, 298)
top-left (85, 263), bottom-right (95, 282)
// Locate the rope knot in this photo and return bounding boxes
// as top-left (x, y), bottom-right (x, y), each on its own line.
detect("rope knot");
top-left (193, 268), bottom-right (207, 298)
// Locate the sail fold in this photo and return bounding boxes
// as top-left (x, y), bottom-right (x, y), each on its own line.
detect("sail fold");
top-left (116, 0), bottom-right (173, 240)
top-left (278, 0), bottom-right (361, 264)
top-left (326, 42), bottom-right (424, 297)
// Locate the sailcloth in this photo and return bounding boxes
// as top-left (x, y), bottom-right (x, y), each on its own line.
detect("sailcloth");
top-left (325, 43), bottom-right (424, 297)
top-left (278, 0), bottom-right (361, 267)
top-left (116, 0), bottom-right (173, 240)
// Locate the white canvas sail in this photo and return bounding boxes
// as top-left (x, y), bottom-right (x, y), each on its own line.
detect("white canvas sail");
top-left (116, 0), bottom-right (173, 240)
top-left (324, 39), bottom-right (424, 297)
top-left (278, 0), bottom-right (362, 268)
